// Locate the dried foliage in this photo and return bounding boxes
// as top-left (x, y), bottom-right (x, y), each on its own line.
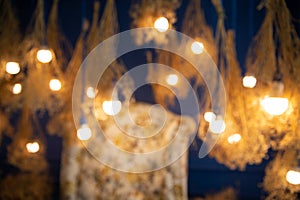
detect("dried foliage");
top-left (243, 0), bottom-right (300, 151)
top-left (0, 0), bottom-right (21, 58)
top-left (0, 173), bottom-right (52, 200)
top-left (191, 187), bottom-right (238, 200)
top-left (1, 0), bottom-right (300, 199)
top-left (7, 106), bottom-right (47, 172)
top-left (198, 0), bottom-right (300, 171)
top-left (199, 31), bottom-right (269, 170)
top-left (148, 0), bottom-right (219, 109)
top-left (263, 150), bottom-right (300, 199)
top-left (130, 0), bottom-right (181, 45)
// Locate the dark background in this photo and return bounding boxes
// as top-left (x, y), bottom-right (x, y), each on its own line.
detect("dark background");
top-left (2, 0), bottom-right (300, 199)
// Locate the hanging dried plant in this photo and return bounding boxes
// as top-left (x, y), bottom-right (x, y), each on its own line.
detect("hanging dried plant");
top-left (0, 0), bottom-right (69, 115)
top-left (147, 0), bottom-right (218, 108)
top-left (244, 0), bottom-right (300, 151)
top-left (130, 0), bottom-right (181, 45)
top-left (0, 0), bottom-right (21, 59)
top-left (262, 150), bottom-right (300, 199)
top-left (199, 31), bottom-right (269, 170)
top-left (7, 106), bottom-right (47, 173)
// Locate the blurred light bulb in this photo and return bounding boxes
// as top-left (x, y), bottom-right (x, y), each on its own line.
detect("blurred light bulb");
top-left (191, 41), bottom-right (204, 54)
top-left (49, 79), bottom-right (61, 91)
top-left (77, 124), bottom-right (92, 141)
top-left (286, 169), bottom-right (300, 185)
top-left (6, 62), bottom-right (20, 74)
top-left (204, 112), bottom-right (216, 123)
top-left (243, 75), bottom-right (257, 88)
top-left (166, 74), bottom-right (178, 86)
top-left (102, 100), bottom-right (122, 116)
top-left (86, 87), bottom-right (96, 98)
top-left (260, 97), bottom-right (289, 116)
top-left (227, 133), bottom-right (241, 144)
top-left (154, 17), bottom-right (169, 32)
top-left (209, 118), bottom-right (226, 134)
top-left (26, 142), bottom-right (40, 153)
top-left (12, 83), bottom-right (22, 94)
top-left (37, 49), bottom-right (53, 63)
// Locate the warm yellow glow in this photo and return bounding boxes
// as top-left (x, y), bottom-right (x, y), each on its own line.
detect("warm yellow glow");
top-left (37, 49), bottom-right (53, 63)
top-left (49, 79), bottom-right (62, 91)
top-left (209, 119), bottom-right (226, 134)
top-left (86, 87), bottom-right (96, 98)
top-left (242, 75), bottom-right (257, 88)
top-left (102, 100), bottom-right (122, 116)
top-left (286, 170), bottom-right (300, 185)
top-left (12, 83), bottom-right (22, 94)
top-left (166, 74), bottom-right (178, 86)
top-left (77, 124), bottom-right (92, 141)
top-left (204, 112), bottom-right (216, 123)
top-left (26, 142), bottom-right (40, 153)
top-left (154, 17), bottom-right (169, 32)
top-left (6, 62), bottom-right (20, 75)
top-left (227, 133), bottom-right (241, 144)
top-left (260, 97), bottom-right (289, 116)
top-left (191, 41), bottom-right (204, 54)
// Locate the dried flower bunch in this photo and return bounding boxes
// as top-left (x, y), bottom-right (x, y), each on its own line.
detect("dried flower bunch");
top-left (130, 0), bottom-right (181, 45)
top-left (263, 150), bottom-right (300, 199)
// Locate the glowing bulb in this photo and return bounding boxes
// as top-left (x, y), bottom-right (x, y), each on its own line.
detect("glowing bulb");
top-left (12, 83), bottom-right (22, 94)
top-left (86, 87), bottom-right (96, 98)
top-left (209, 119), bottom-right (226, 134)
top-left (26, 142), bottom-right (40, 153)
top-left (260, 97), bottom-right (289, 116)
top-left (77, 124), bottom-right (92, 141)
top-left (6, 62), bottom-right (20, 74)
top-left (37, 49), bottom-right (53, 63)
top-left (166, 74), bottom-right (178, 86)
top-left (154, 17), bottom-right (169, 32)
top-left (191, 41), bottom-right (204, 54)
top-left (102, 100), bottom-right (122, 116)
top-left (286, 169), bottom-right (300, 185)
top-left (49, 79), bottom-right (61, 91)
top-left (227, 133), bottom-right (241, 144)
top-left (243, 75), bottom-right (257, 88)
top-left (204, 112), bottom-right (216, 123)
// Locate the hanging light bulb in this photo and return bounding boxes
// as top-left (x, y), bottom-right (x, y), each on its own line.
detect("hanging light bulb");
top-left (154, 17), bottom-right (169, 32)
top-left (166, 74), bottom-right (178, 86)
top-left (102, 100), bottom-right (122, 116)
top-left (209, 116), bottom-right (226, 134)
top-left (260, 72), bottom-right (289, 116)
top-left (77, 124), bottom-right (92, 141)
top-left (6, 62), bottom-right (20, 75)
top-left (26, 141), bottom-right (40, 153)
top-left (12, 83), bottom-right (22, 94)
top-left (242, 75), bottom-right (257, 88)
top-left (191, 41), bottom-right (204, 54)
top-left (37, 48), bottom-right (53, 63)
top-left (86, 87), bottom-right (97, 98)
top-left (260, 97), bottom-right (289, 116)
top-left (286, 169), bottom-right (300, 185)
top-left (227, 133), bottom-right (241, 144)
top-left (49, 78), bottom-right (62, 91)
top-left (204, 111), bottom-right (216, 123)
